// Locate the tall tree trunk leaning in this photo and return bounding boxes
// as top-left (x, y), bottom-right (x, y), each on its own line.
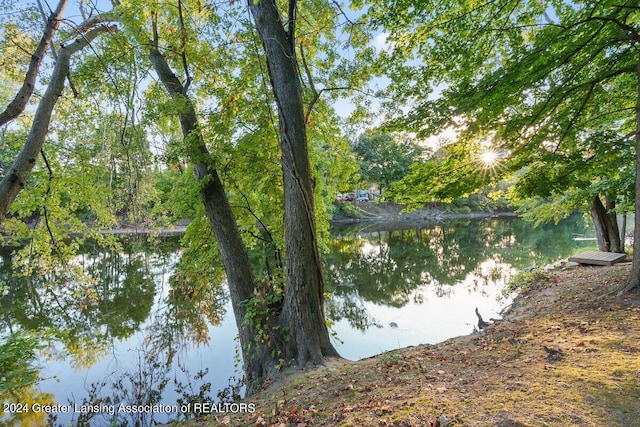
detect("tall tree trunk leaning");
top-left (147, 45), bottom-right (281, 392)
top-left (590, 195), bottom-right (622, 253)
top-left (249, 0), bottom-right (340, 365)
top-left (0, 24), bottom-right (116, 223)
top-left (623, 56), bottom-right (640, 294)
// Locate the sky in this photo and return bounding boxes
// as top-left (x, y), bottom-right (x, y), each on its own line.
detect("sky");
top-left (4, 0), bottom-right (455, 149)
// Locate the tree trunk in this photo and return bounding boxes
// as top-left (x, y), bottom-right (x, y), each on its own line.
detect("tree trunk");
top-left (604, 195), bottom-right (622, 253)
top-left (0, 0), bottom-right (67, 127)
top-left (0, 24), bottom-right (116, 223)
top-left (620, 212), bottom-right (627, 254)
top-left (623, 56), bottom-right (640, 294)
top-left (249, 0), bottom-right (340, 367)
top-left (147, 47), bottom-right (282, 391)
top-left (590, 195), bottom-right (621, 253)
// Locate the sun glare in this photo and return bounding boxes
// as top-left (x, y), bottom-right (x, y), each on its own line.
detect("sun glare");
top-left (480, 150), bottom-right (499, 166)
top-left (477, 149), bottom-right (505, 177)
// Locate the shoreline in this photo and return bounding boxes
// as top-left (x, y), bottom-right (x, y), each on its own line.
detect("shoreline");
top-left (1, 205), bottom-right (516, 242)
top-left (330, 201), bottom-right (517, 224)
top-left (183, 263), bottom-right (640, 426)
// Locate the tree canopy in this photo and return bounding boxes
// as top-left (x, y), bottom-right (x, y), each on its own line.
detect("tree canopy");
top-left (3, 0), bottom-right (640, 406)
top-left (365, 0), bottom-right (640, 291)
top-left (351, 131), bottom-right (424, 193)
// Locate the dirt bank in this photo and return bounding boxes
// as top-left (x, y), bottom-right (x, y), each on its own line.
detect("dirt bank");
top-left (182, 262), bottom-right (640, 427)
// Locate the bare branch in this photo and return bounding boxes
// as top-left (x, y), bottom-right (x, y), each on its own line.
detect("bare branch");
top-left (330, 0), bottom-right (355, 26)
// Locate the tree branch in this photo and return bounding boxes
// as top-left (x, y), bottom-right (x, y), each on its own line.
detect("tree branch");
top-left (299, 42), bottom-right (317, 118)
top-left (330, 0), bottom-right (355, 26)
top-left (581, 15), bottom-right (640, 43)
top-left (177, 0), bottom-right (192, 93)
top-left (287, 0), bottom-right (297, 51)
top-left (39, 149), bottom-right (63, 261)
top-left (0, 0), bottom-right (67, 127)
top-left (0, 23), bottom-right (117, 223)
top-left (299, 42), bottom-right (353, 120)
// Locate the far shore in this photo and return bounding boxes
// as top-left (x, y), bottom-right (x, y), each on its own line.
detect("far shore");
top-left (1, 203), bottom-right (516, 244)
top-left (331, 200), bottom-right (517, 224)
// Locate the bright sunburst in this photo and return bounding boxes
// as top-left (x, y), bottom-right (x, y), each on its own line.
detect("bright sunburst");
top-left (477, 149), bottom-right (505, 177)
top-left (480, 150), bottom-right (499, 166)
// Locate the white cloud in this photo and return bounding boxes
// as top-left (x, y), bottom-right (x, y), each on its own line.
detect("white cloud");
top-left (371, 32), bottom-right (393, 52)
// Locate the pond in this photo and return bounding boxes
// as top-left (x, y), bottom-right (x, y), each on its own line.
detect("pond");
top-left (0, 215), bottom-right (596, 426)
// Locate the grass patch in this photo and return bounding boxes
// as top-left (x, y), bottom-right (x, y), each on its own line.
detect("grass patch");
top-left (503, 268), bottom-right (550, 297)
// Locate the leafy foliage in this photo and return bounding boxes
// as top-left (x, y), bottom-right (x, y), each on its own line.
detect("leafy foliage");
top-left (0, 331), bottom-right (43, 394)
top-left (351, 132), bottom-right (424, 192)
top-left (386, 139), bottom-right (494, 209)
top-left (0, 0), bottom-right (379, 396)
top-left (366, 0), bottom-right (639, 224)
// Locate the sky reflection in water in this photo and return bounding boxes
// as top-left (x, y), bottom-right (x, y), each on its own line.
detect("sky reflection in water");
top-left (1, 215), bottom-right (596, 426)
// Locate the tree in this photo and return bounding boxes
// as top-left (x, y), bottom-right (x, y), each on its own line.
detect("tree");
top-left (352, 131), bottom-right (424, 193)
top-left (0, 20), bottom-right (117, 222)
top-left (111, 0), bottom-right (368, 392)
top-left (365, 0), bottom-right (640, 292)
top-left (147, 25), bottom-right (271, 391)
top-left (0, 0), bottom-right (369, 394)
top-left (385, 139), bottom-right (488, 209)
top-left (248, 0), bottom-right (341, 369)
top-left (494, 134), bottom-right (630, 253)
top-left (0, 0), bottom-right (67, 127)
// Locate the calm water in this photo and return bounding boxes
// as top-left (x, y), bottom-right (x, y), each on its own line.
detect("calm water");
top-left (0, 215), bottom-right (596, 426)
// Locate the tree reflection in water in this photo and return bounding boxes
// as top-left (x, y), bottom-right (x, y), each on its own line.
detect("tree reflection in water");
top-left (0, 235), bottom-right (229, 426)
top-left (323, 216), bottom-right (595, 332)
top-left (0, 216), bottom-right (595, 426)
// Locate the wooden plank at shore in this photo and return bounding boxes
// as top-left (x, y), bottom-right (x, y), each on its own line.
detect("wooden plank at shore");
top-left (568, 251), bottom-right (627, 266)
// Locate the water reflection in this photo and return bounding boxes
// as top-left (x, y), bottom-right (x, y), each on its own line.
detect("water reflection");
top-left (324, 216), bottom-right (594, 335)
top-left (0, 236), bottom-right (228, 426)
top-left (0, 216), bottom-right (595, 426)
